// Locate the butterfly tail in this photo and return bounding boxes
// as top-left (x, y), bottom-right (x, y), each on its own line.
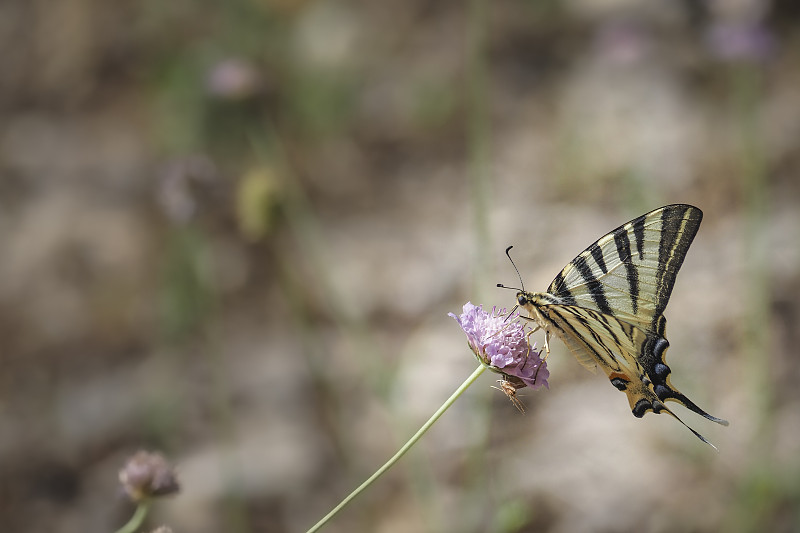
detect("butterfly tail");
top-left (652, 400), bottom-right (719, 451)
top-left (646, 337), bottom-right (729, 427)
top-left (663, 390), bottom-right (730, 427)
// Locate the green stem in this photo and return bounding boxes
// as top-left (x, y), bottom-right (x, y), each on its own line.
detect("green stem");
top-left (306, 364), bottom-right (488, 533)
top-left (115, 501), bottom-right (150, 533)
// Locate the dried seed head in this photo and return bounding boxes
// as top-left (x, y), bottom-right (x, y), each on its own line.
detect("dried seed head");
top-left (119, 451), bottom-right (180, 502)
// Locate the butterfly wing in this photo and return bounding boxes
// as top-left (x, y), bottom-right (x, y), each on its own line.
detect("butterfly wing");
top-left (521, 204), bottom-right (728, 446)
top-left (539, 303), bottom-right (728, 445)
top-left (547, 204), bottom-right (702, 336)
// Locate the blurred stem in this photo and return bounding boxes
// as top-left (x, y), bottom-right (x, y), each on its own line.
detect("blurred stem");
top-left (305, 364), bottom-right (487, 533)
top-left (158, 225), bottom-right (249, 532)
top-left (468, 0), bottom-right (490, 298)
top-left (249, 129), bottom-right (392, 393)
top-left (465, 0), bottom-right (494, 530)
top-left (205, 324), bottom-right (251, 533)
top-left (732, 63), bottom-right (772, 437)
top-left (252, 125), bottom-right (442, 528)
top-left (249, 128), bottom-right (382, 469)
top-left (114, 501), bottom-right (150, 533)
top-left (728, 60), bottom-right (777, 533)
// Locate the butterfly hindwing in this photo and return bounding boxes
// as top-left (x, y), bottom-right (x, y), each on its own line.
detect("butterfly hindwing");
top-left (540, 304), bottom-right (728, 426)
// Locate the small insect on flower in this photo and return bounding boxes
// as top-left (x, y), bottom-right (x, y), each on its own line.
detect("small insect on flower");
top-left (450, 302), bottom-right (549, 411)
top-left (492, 378), bottom-right (526, 413)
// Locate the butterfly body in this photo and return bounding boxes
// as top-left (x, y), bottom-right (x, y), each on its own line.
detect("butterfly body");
top-left (503, 204), bottom-right (728, 447)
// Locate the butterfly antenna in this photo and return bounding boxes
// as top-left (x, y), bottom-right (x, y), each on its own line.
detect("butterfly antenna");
top-left (501, 304), bottom-right (520, 323)
top-left (496, 245), bottom-right (526, 292)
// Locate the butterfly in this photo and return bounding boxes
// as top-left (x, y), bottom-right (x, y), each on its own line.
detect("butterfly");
top-left (498, 204), bottom-right (728, 448)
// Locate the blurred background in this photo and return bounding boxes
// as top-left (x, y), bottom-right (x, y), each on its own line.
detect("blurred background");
top-left (1, 0), bottom-right (799, 531)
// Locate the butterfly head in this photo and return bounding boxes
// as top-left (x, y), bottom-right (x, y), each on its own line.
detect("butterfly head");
top-left (516, 291), bottom-right (532, 307)
top-left (496, 285), bottom-right (538, 316)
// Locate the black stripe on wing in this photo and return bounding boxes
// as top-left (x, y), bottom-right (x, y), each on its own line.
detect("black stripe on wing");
top-left (549, 270), bottom-right (577, 305)
top-left (573, 256), bottom-right (614, 315)
top-left (652, 205), bottom-right (703, 326)
top-left (548, 306), bottom-right (621, 363)
top-left (589, 242), bottom-right (608, 274)
top-left (631, 213), bottom-right (646, 261)
top-left (613, 223), bottom-right (640, 315)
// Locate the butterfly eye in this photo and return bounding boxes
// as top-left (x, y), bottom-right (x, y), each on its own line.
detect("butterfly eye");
top-left (517, 294), bottom-right (527, 306)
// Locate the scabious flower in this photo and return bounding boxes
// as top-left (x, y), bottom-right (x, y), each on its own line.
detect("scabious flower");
top-left (449, 302), bottom-right (548, 390)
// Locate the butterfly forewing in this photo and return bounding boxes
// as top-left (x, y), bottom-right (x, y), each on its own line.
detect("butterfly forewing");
top-left (547, 205), bottom-right (702, 334)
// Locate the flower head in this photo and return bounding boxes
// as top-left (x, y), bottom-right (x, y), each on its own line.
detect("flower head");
top-left (119, 451), bottom-right (180, 502)
top-left (450, 302), bottom-right (548, 390)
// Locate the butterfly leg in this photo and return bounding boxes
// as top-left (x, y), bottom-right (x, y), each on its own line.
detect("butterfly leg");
top-left (521, 323), bottom-right (551, 364)
top-left (541, 329), bottom-right (551, 362)
top-left (524, 324), bottom-right (548, 386)
top-left (530, 355), bottom-right (546, 386)
top-left (524, 325), bottom-right (541, 356)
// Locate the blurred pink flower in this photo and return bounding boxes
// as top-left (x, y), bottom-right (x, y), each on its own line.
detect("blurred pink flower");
top-left (205, 58), bottom-right (262, 100)
top-left (707, 21), bottom-right (775, 63)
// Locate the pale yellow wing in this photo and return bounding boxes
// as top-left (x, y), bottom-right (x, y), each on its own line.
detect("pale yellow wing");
top-left (546, 204), bottom-right (702, 336)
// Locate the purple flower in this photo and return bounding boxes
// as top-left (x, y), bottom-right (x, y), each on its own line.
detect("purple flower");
top-left (449, 302), bottom-right (548, 390)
